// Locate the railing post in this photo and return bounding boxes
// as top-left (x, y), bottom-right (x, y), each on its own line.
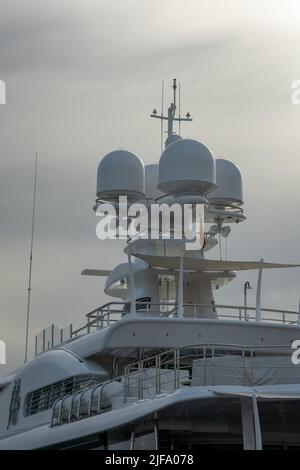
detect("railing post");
top-left (34, 335), bottom-right (38, 356)
top-left (242, 349), bottom-right (246, 385)
top-left (154, 413), bottom-right (159, 450)
top-left (42, 328), bottom-right (46, 352)
top-left (124, 367), bottom-right (129, 403)
top-left (51, 324), bottom-right (55, 347)
top-left (138, 361), bottom-right (144, 400)
top-left (108, 305), bottom-right (110, 327)
top-left (203, 346), bottom-right (207, 386)
top-left (156, 356), bottom-right (161, 395)
top-left (130, 429), bottom-right (135, 450)
top-left (251, 349), bottom-right (254, 385)
top-left (177, 256), bottom-right (184, 319)
top-left (256, 259), bottom-right (263, 322)
top-left (173, 349), bottom-right (180, 391)
top-left (212, 345), bottom-right (215, 385)
top-left (128, 252), bottom-right (136, 316)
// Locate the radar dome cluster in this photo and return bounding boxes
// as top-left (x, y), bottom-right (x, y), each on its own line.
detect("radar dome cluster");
top-left (96, 140), bottom-right (243, 208)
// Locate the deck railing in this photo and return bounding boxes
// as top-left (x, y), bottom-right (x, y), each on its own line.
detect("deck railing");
top-left (50, 342), bottom-right (296, 427)
top-left (123, 343), bottom-right (296, 400)
top-left (35, 301), bottom-right (300, 355)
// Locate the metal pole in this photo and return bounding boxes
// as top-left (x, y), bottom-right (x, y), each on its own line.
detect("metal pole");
top-left (256, 259), bottom-right (263, 322)
top-left (173, 78), bottom-right (177, 108)
top-left (25, 152), bottom-right (38, 363)
top-left (178, 82), bottom-right (181, 135)
top-left (252, 395), bottom-right (263, 450)
top-left (177, 256), bottom-right (184, 318)
top-left (244, 281), bottom-right (251, 320)
top-left (128, 251), bottom-right (136, 316)
top-left (161, 80), bottom-right (164, 153)
top-left (42, 328), bottom-right (45, 353)
top-left (51, 324), bottom-right (54, 348)
top-left (298, 297), bottom-right (300, 326)
top-left (154, 412), bottom-right (159, 450)
top-left (167, 105), bottom-right (173, 137)
top-left (130, 430), bottom-right (135, 450)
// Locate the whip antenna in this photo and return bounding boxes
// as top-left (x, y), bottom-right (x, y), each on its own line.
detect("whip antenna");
top-left (160, 80), bottom-right (164, 153)
top-left (179, 81), bottom-right (181, 135)
top-left (25, 152), bottom-right (38, 363)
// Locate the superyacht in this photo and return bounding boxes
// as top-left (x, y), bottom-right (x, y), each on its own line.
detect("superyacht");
top-left (1, 79), bottom-right (300, 450)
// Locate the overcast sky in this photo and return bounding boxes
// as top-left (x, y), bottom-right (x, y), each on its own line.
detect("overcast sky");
top-left (1, 0), bottom-right (300, 374)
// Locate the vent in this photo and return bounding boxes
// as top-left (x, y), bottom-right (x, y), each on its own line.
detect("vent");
top-left (122, 297), bottom-right (151, 314)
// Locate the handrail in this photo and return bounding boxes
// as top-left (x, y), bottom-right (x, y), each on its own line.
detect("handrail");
top-left (70, 301), bottom-right (299, 338)
top-left (123, 342), bottom-right (293, 372)
top-left (36, 301), bottom-right (300, 356)
top-left (86, 301), bottom-right (299, 317)
top-left (50, 342), bottom-right (295, 427)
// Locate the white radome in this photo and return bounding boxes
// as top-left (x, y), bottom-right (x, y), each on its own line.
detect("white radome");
top-left (209, 158), bottom-right (244, 206)
top-left (145, 164), bottom-right (164, 201)
top-left (97, 150), bottom-right (145, 199)
top-left (165, 134), bottom-right (183, 148)
top-left (158, 138), bottom-right (216, 195)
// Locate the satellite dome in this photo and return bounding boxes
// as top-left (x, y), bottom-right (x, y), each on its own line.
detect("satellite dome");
top-left (165, 134), bottom-right (183, 148)
top-left (145, 164), bottom-right (164, 201)
top-left (97, 150), bottom-right (145, 199)
top-left (158, 138), bottom-right (216, 195)
top-left (209, 158), bottom-right (244, 206)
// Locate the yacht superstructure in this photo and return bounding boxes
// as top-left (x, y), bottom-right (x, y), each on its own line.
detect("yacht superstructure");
top-left (1, 80), bottom-right (300, 450)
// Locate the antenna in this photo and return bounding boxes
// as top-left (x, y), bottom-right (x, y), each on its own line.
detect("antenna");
top-left (25, 152), bottom-right (38, 363)
top-left (178, 81), bottom-right (181, 135)
top-left (151, 78), bottom-right (192, 142)
top-left (160, 80), bottom-right (164, 153)
top-left (173, 78), bottom-right (177, 108)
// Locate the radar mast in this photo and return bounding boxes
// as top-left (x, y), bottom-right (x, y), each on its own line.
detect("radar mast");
top-left (150, 79), bottom-right (193, 141)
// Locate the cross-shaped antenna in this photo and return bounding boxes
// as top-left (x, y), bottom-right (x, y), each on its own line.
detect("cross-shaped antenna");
top-left (150, 79), bottom-right (193, 147)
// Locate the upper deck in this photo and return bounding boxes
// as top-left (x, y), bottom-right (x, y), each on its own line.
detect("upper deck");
top-left (34, 300), bottom-right (300, 356)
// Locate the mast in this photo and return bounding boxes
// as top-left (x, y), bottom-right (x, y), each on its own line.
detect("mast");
top-left (150, 78), bottom-right (192, 140)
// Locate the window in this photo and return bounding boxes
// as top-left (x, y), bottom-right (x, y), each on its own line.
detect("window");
top-left (25, 375), bottom-right (100, 416)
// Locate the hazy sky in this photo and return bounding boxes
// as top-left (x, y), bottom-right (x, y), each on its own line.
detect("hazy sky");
top-left (1, 0), bottom-right (300, 374)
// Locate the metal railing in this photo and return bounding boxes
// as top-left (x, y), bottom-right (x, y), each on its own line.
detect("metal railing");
top-left (72, 301), bottom-right (300, 336)
top-left (26, 374), bottom-right (100, 416)
top-left (123, 343), bottom-right (296, 400)
top-left (35, 301), bottom-right (300, 356)
top-left (50, 342), bottom-right (297, 427)
top-left (35, 324), bottom-right (73, 356)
